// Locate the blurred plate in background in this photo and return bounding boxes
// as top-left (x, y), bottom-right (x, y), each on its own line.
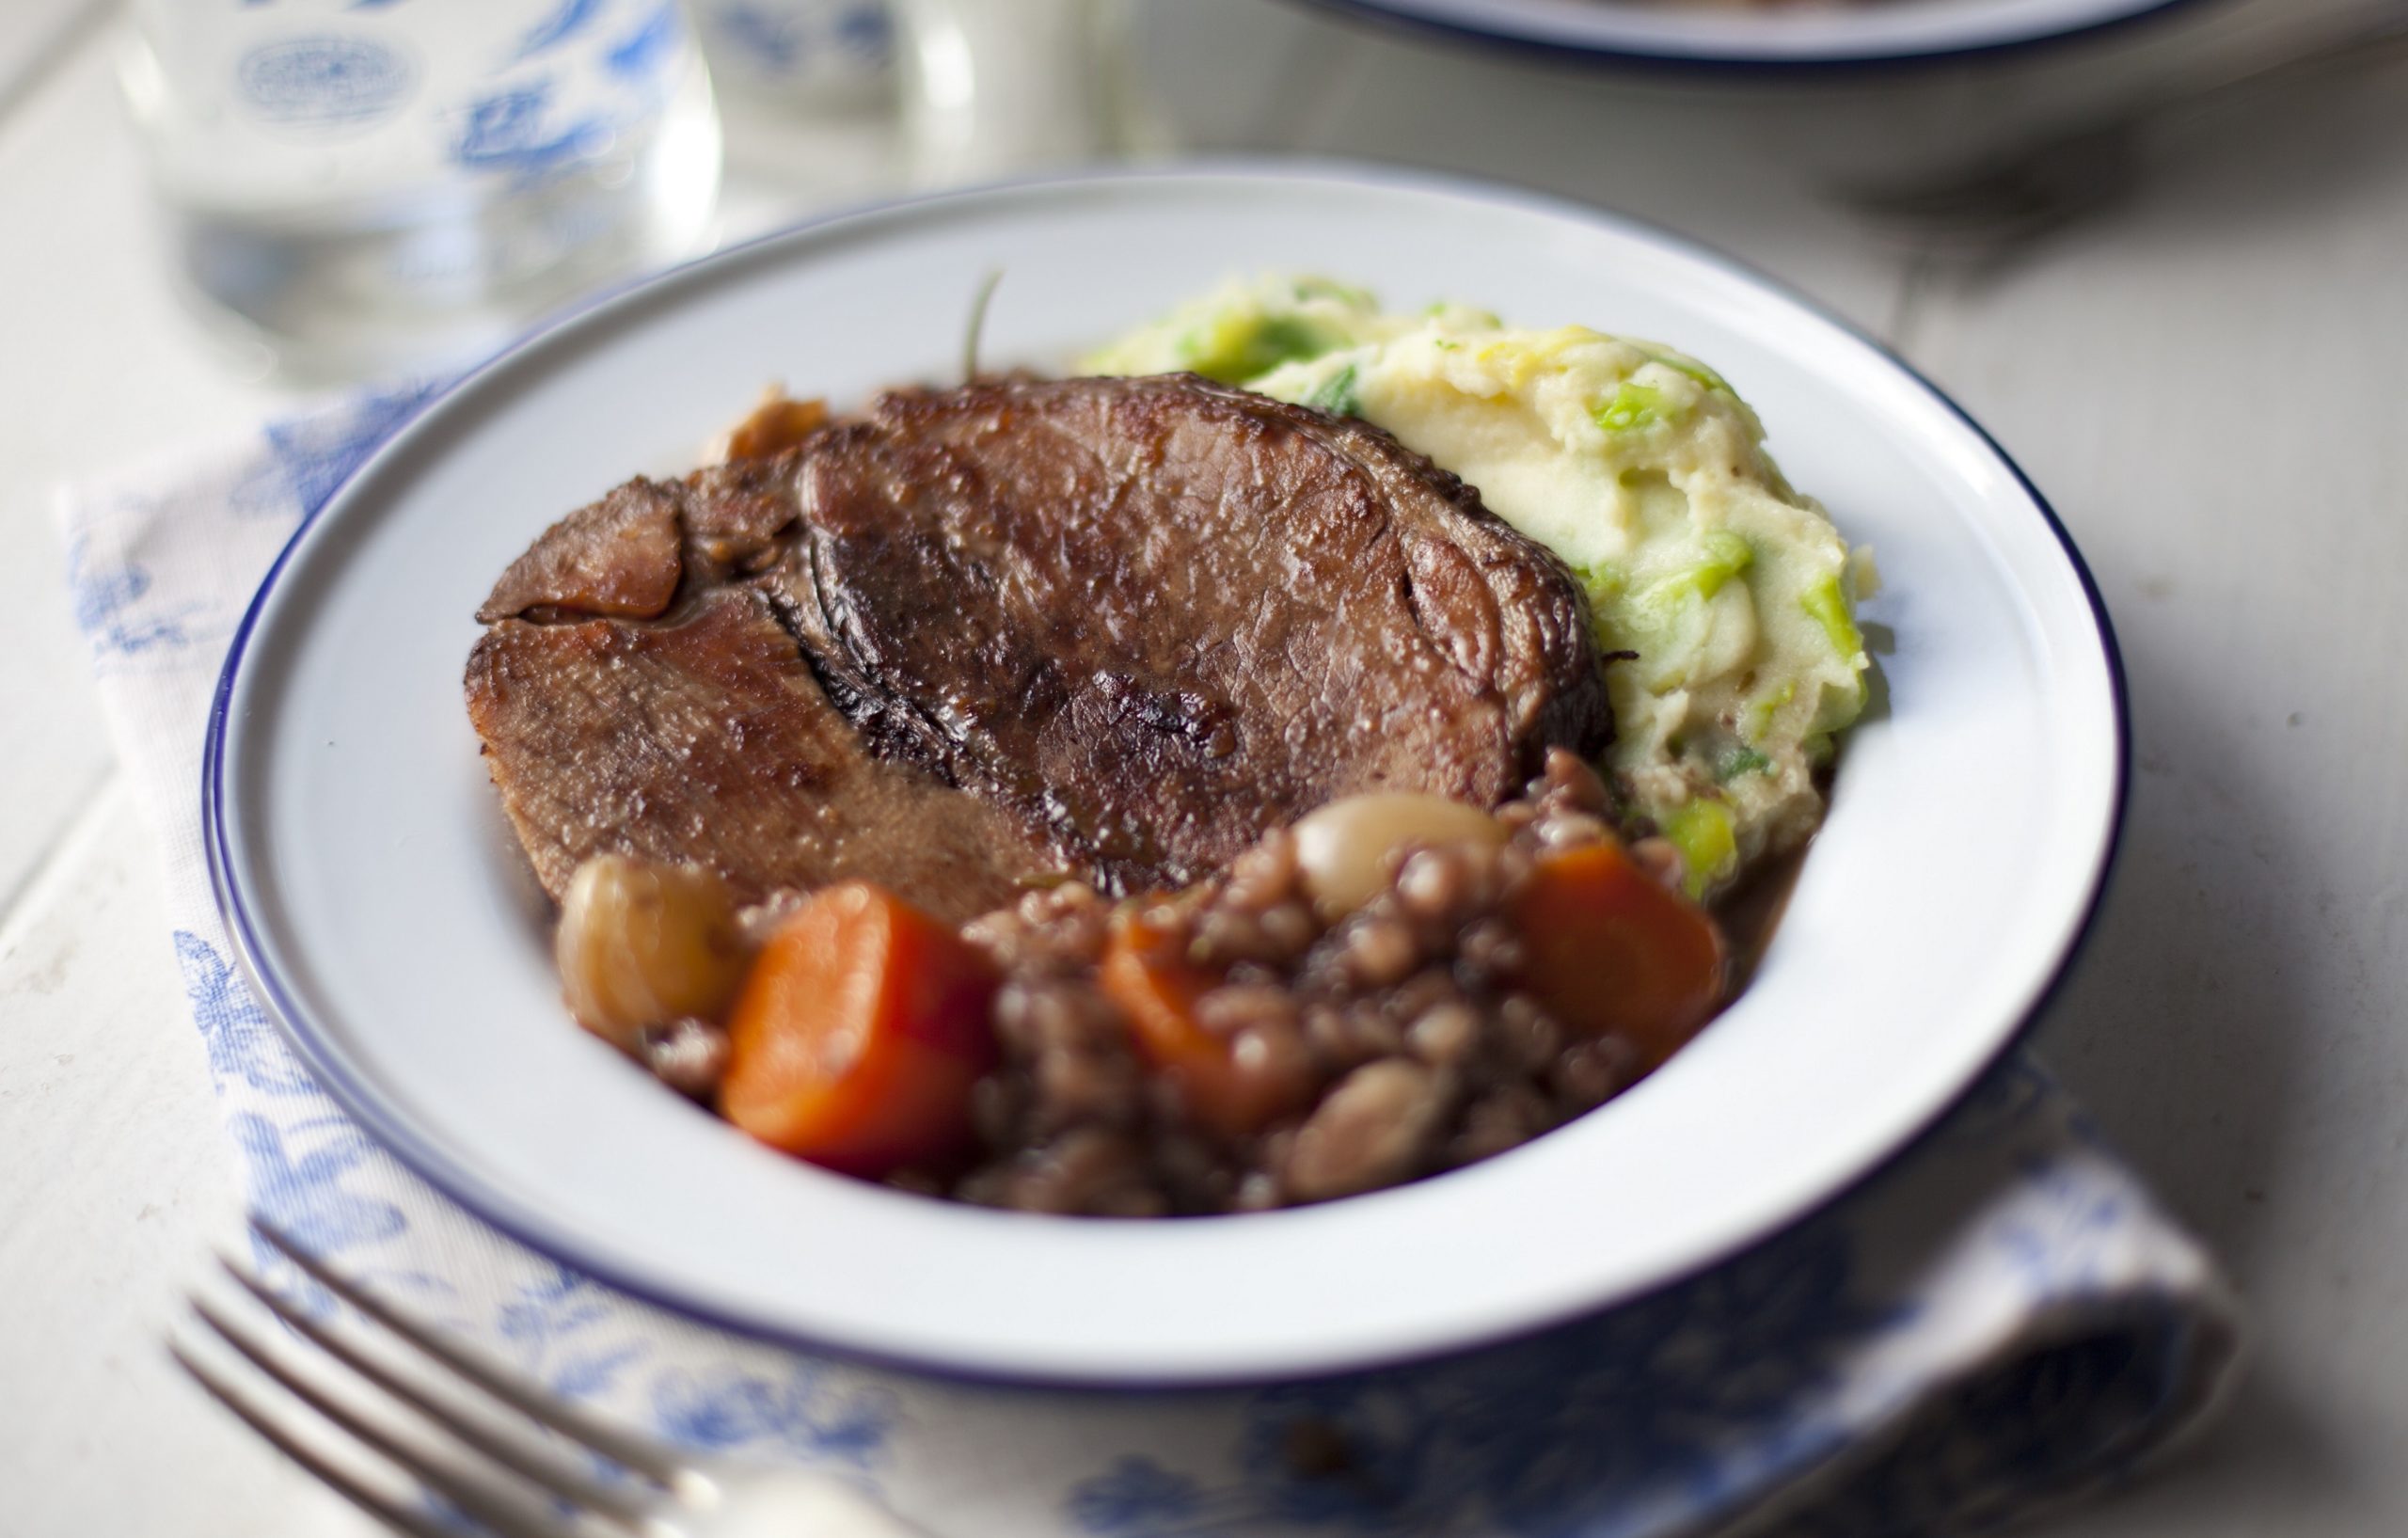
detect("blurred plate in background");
top-left (1293, 0), bottom-right (2213, 68)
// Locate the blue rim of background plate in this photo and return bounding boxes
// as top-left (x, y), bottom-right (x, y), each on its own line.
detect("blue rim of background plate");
top-left (1285, 0), bottom-right (2217, 73)
top-left (202, 157), bottom-right (2131, 1391)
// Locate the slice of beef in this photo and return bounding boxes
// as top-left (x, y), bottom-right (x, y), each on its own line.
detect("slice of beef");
top-left (465, 584), bottom-right (1057, 923)
top-left (468, 373), bottom-right (1612, 909)
top-left (772, 374), bottom-right (1610, 891)
top-left (476, 456), bottom-right (808, 626)
top-left (478, 479), bottom-right (685, 624)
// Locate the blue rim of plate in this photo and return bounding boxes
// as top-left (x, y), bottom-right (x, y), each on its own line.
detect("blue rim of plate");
top-left (202, 157), bottom-right (2131, 1389)
top-left (1285, 0), bottom-right (2217, 72)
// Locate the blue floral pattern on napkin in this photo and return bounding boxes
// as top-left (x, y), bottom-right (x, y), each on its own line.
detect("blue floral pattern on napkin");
top-left (55, 388), bottom-right (2242, 1538)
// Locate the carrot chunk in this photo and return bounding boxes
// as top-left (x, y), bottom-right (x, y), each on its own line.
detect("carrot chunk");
top-left (719, 883), bottom-right (997, 1178)
top-left (1101, 912), bottom-right (1299, 1138)
top-left (1513, 841), bottom-right (1727, 1071)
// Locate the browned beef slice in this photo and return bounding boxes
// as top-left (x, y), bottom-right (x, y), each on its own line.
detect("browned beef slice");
top-left (772, 374), bottom-right (1610, 891)
top-left (464, 584), bottom-right (1058, 923)
top-left (683, 455), bottom-right (806, 577)
top-left (477, 455), bottom-right (814, 626)
top-left (478, 479), bottom-right (685, 623)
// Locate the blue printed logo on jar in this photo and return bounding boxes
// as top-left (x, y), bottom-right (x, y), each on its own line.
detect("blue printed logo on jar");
top-left (235, 35), bottom-right (419, 131)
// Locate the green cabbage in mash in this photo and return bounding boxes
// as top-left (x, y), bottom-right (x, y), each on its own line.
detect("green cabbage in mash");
top-left (1084, 276), bottom-right (1877, 896)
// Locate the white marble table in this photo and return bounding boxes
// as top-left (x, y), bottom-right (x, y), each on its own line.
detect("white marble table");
top-left (4, 3), bottom-right (2404, 1534)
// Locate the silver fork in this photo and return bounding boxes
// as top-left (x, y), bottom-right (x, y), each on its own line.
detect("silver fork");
top-left (171, 1215), bottom-right (936, 1538)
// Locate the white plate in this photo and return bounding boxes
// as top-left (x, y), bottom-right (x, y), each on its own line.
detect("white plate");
top-left (207, 162), bottom-right (2125, 1387)
top-left (1298, 0), bottom-right (2206, 68)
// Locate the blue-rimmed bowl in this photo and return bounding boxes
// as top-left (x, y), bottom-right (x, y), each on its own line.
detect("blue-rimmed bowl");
top-left (205, 161), bottom-right (2125, 1387)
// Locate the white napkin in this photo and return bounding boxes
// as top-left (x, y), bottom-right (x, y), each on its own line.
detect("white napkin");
top-left (58, 383), bottom-right (2242, 1538)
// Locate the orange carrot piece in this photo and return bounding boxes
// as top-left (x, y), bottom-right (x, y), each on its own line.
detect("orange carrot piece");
top-left (1101, 912), bottom-right (1297, 1138)
top-left (720, 883), bottom-right (997, 1178)
top-left (1513, 841), bottom-right (1727, 1071)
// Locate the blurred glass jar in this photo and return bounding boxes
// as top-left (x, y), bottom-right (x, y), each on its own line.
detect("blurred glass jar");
top-left (891, 0), bottom-right (1146, 187)
top-left (691, 0), bottom-right (895, 118)
top-left (119, 0), bottom-right (722, 381)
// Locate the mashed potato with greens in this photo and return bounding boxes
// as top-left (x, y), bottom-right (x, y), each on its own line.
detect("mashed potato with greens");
top-left (1085, 276), bottom-right (1877, 895)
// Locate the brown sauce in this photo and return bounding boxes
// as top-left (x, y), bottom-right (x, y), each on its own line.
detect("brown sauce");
top-left (1715, 838), bottom-right (1812, 988)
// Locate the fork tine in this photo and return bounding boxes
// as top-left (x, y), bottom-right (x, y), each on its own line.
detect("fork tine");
top-left (218, 1253), bottom-right (654, 1530)
top-left (250, 1214), bottom-right (684, 1486)
top-left (187, 1290), bottom-right (584, 1538)
top-left (169, 1337), bottom-right (459, 1538)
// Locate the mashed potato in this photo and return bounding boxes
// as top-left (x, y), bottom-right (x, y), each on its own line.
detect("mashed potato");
top-left (1085, 276), bottom-right (1877, 895)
